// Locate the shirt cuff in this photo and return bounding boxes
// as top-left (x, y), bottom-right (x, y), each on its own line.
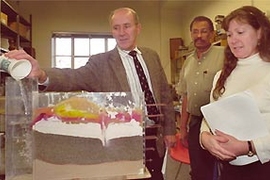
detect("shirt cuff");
top-left (38, 77), bottom-right (49, 86)
top-left (199, 131), bottom-right (206, 150)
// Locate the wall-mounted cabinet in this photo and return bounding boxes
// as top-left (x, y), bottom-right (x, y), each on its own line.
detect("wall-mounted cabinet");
top-left (1, 0), bottom-right (34, 56)
top-left (170, 38), bottom-right (183, 84)
top-left (170, 38), bottom-right (193, 84)
top-left (171, 48), bottom-right (193, 85)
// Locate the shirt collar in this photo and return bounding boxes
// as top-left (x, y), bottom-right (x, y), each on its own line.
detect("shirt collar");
top-left (117, 46), bottom-right (142, 57)
top-left (193, 44), bottom-right (214, 60)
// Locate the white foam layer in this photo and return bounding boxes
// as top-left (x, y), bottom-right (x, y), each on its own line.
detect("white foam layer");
top-left (33, 116), bottom-right (143, 145)
top-left (33, 117), bottom-right (103, 141)
top-left (106, 119), bottom-right (143, 141)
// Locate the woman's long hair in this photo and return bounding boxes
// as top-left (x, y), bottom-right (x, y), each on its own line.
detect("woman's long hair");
top-left (212, 6), bottom-right (270, 100)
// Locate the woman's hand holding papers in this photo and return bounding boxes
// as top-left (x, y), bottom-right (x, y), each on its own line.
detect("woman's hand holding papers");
top-left (201, 130), bottom-right (237, 161)
top-left (216, 130), bottom-right (251, 158)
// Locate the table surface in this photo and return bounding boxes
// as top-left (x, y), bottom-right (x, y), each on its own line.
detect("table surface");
top-left (6, 167), bottom-right (151, 180)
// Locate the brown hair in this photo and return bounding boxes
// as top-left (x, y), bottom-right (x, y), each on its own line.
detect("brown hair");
top-left (212, 6), bottom-right (270, 100)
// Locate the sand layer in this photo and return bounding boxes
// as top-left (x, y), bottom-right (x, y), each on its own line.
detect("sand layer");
top-left (33, 131), bottom-right (143, 165)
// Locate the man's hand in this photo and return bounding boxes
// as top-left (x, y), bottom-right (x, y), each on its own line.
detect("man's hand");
top-left (5, 49), bottom-right (47, 83)
top-left (164, 135), bottom-right (177, 148)
top-left (180, 127), bottom-right (189, 148)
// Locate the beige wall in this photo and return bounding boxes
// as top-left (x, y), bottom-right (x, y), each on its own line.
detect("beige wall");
top-left (8, 0), bottom-right (270, 83)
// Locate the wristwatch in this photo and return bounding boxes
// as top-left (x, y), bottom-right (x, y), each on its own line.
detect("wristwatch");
top-left (247, 141), bottom-right (254, 157)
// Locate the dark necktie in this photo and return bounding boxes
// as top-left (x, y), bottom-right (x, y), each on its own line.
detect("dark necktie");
top-left (129, 50), bottom-right (159, 123)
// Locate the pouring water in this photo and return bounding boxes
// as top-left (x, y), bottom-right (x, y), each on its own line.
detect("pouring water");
top-left (4, 77), bottom-right (37, 180)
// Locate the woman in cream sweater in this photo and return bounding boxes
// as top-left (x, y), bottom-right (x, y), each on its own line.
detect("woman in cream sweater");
top-left (200, 6), bottom-right (270, 180)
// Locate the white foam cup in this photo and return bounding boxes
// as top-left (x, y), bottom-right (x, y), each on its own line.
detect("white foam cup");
top-left (0, 56), bottom-right (32, 80)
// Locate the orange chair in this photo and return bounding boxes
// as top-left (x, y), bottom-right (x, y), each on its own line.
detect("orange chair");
top-left (170, 133), bottom-right (190, 164)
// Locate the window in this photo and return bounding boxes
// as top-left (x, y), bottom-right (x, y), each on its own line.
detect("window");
top-left (52, 33), bottom-right (116, 69)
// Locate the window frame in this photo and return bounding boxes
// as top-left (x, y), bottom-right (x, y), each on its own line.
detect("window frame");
top-left (51, 32), bottom-right (116, 69)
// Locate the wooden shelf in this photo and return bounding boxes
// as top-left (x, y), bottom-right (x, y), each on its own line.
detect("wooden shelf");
top-left (1, 0), bottom-right (33, 53)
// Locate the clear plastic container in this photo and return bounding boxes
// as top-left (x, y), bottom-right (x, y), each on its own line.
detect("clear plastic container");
top-left (5, 77), bottom-right (37, 180)
top-left (4, 76), bottom-right (147, 179)
top-left (32, 92), bottom-right (145, 180)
